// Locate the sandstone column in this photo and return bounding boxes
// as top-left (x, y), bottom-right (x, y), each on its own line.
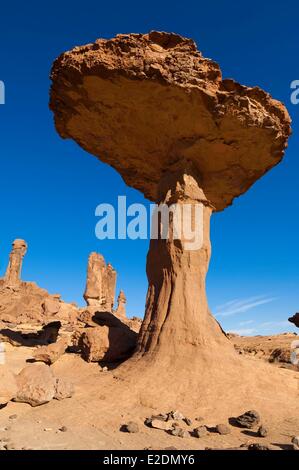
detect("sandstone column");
top-left (136, 167), bottom-right (228, 358)
top-left (84, 253), bottom-right (116, 310)
top-left (115, 290), bottom-right (127, 318)
top-left (4, 239), bottom-right (27, 287)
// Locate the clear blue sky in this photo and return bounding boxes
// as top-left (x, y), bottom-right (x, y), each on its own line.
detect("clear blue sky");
top-left (0, 0), bottom-right (298, 335)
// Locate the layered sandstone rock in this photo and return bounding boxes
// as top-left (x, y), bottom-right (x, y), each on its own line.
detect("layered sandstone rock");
top-left (83, 252), bottom-right (116, 310)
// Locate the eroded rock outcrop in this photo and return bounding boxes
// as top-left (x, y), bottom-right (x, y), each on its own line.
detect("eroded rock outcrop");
top-left (0, 240), bottom-right (79, 328)
top-left (83, 252), bottom-right (116, 310)
top-left (4, 239), bottom-right (27, 287)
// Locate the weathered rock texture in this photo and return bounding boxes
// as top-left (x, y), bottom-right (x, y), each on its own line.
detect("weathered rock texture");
top-left (15, 363), bottom-right (57, 407)
top-left (50, 31), bottom-right (290, 211)
top-left (33, 337), bottom-right (69, 364)
top-left (76, 310), bottom-right (137, 363)
top-left (14, 363), bottom-right (74, 407)
top-left (50, 31), bottom-right (293, 406)
top-left (83, 252), bottom-right (116, 310)
top-left (115, 290), bottom-right (127, 318)
top-left (4, 239), bottom-right (27, 287)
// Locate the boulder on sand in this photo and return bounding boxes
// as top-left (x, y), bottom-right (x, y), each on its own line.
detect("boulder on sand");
top-left (0, 366), bottom-right (18, 406)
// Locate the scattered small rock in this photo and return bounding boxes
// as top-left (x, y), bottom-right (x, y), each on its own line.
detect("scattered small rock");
top-left (9, 414), bottom-right (17, 420)
top-left (150, 419), bottom-right (173, 431)
top-left (54, 378), bottom-right (74, 400)
top-left (170, 427), bottom-right (189, 438)
top-left (122, 421), bottom-right (139, 433)
top-left (168, 410), bottom-right (185, 421)
top-left (44, 427), bottom-right (53, 432)
top-left (248, 443), bottom-right (271, 451)
top-left (195, 416), bottom-right (204, 422)
top-left (193, 425), bottom-right (208, 438)
top-left (216, 424), bottom-right (231, 435)
top-left (291, 436), bottom-right (299, 450)
top-left (257, 425), bottom-right (268, 437)
top-left (4, 442), bottom-right (17, 450)
top-left (59, 426), bottom-right (68, 432)
top-left (234, 410), bottom-right (260, 429)
top-left (183, 418), bottom-right (192, 426)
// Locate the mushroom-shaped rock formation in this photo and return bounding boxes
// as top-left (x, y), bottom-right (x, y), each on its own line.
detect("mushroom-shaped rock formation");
top-left (50, 32), bottom-right (293, 408)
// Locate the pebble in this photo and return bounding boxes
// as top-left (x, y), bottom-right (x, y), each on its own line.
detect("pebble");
top-left (150, 419), bottom-right (173, 431)
top-left (193, 425), bottom-right (208, 438)
top-left (234, 410), bottom-right (260, 429)
top-left (248, 443), bottom-right (272, 451)
top-left (123, 421), bottom-right (139, 433)
top-left (170, 427), bottom-right (189, 438)
top-left (216, 424), bottom-right (231, 435)
top-left (184, 418), bottom-right (192, 426)
top-left (257, 425), bottom-right (268, 437)
top-left (168, 410), bottom-right (185, 421)
top-left (59, 426), bottom-right (68, 432)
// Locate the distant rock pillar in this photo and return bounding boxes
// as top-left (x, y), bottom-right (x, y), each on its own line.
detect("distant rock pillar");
top-left (106, 263), bottom-right (117, 311)
top-left (115, 290), bottom-right (127, 318)
top-left (84, 253), bottom-right (116, 310)
top-left (4, 239), bottom-right (27, 287)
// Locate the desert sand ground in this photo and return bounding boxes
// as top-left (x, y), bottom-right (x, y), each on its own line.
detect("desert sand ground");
top-left (1, 334), bottom-right (298, 451)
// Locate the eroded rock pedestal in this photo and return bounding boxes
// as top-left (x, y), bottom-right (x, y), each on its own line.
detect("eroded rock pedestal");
top-left (50, 32), bottom-right (297, 410)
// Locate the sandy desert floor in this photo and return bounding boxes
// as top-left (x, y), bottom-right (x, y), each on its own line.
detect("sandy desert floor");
top-left (1, 335), bottom-right (298, 451)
